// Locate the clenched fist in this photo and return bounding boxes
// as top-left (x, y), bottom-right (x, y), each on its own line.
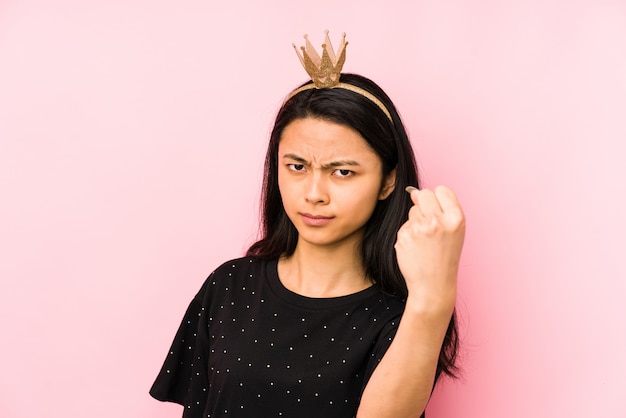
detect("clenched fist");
top-left (395, 186), bottom-right (466, 316)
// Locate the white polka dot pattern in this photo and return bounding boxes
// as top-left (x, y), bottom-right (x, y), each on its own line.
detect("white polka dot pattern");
top-left (150, 257), bottom-right (404, 418)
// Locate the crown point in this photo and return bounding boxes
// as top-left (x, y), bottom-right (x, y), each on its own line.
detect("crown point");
top-left (292, 31), bottom-right (348, 89)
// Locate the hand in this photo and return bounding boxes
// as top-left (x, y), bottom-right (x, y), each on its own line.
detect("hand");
top-left (394, 186), bottom-right (466, 315)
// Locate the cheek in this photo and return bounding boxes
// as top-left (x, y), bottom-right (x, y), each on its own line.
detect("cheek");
top-left (277, 171), bottom-right (295, 205)
top-left (343, 181), bottom-right (383, 213)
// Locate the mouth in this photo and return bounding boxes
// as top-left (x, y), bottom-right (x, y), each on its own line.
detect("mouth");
top-left (299, 213), bottom-right (334, 227)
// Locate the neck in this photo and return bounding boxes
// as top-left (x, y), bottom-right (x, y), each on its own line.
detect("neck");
top-left (277, 238), bottom-right (371, 298)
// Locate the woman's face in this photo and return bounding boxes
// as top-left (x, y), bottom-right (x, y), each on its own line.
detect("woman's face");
top-left (277, 117), bottom-right (396, 250)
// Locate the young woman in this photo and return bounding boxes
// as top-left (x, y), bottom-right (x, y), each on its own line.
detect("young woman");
top-left (150, 54), bottom-right (465, 418)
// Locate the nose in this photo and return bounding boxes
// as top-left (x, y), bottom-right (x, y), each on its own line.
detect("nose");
top-left (304, 172), bottom-right (329, 204)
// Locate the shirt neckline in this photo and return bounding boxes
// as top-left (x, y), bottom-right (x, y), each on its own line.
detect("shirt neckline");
top-left (264, 258), bottom-right (381, 310)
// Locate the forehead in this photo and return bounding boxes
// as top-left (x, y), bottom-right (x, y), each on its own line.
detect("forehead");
top-left (279, 118), bottom-right (379, 164)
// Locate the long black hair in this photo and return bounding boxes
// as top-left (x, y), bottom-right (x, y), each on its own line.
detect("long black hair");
top-left (247, 73), bottom-right (459, 380)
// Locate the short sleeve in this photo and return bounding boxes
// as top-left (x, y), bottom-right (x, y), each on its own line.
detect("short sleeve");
top-left (361, 315), bottom-right (427, 418)
top-left (362, 315), bottom-right (400, 385)
top-left (149, 279), bottom-right (210, 416)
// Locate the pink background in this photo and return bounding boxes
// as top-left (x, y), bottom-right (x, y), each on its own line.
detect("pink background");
top-left (1, 1), bottom-right (625, 417)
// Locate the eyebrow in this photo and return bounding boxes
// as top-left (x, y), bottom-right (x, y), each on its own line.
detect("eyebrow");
top-left (281, 153), bottom-right (361, 169)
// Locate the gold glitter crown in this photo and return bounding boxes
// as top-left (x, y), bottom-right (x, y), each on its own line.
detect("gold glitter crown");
top-left (288, 31), bottom-right (393, 122)
top-left (293, 30), bottom-right (347, 88)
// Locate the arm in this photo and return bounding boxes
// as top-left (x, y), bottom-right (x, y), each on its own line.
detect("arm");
top-left (357, 186), bottom-right (465, 418)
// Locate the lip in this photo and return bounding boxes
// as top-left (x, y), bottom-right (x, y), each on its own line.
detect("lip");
top-left (299, 213), bottom-right (334, 227)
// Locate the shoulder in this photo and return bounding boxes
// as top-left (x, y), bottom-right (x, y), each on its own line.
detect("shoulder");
top-left (209, 256), bottom-right (269, 278)
top-left (194, 256), bottom-right (273, 299)
top-left (370, 291), bottom-right (406, 322)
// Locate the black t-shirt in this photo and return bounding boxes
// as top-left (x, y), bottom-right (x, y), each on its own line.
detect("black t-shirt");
top-left (150, 256), bottom-right (406, 418)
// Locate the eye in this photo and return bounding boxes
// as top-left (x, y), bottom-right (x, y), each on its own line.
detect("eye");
top-left (287, 164), bottom-right (306, 172)
top-left (333, 169), bottom-right (354, 178)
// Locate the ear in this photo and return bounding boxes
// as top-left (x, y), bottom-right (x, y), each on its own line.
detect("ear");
top-left (378, 167), bottom-right (397, 200)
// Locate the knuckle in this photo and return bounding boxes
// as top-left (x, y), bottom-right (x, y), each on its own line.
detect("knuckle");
top-left (445, 210), bottom-right (465, 228)
top-left (418, 188), bottom-right (435, 200)
top-left (424, 220), bottom-right (441, 235)
top-left (408, 206), bottom-right (421, 218)
top-left (396, 226), bottom-right (409, 240)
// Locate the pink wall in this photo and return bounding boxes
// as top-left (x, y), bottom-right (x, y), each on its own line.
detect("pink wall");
top-left (1, 1), bottom-right (625, 417)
